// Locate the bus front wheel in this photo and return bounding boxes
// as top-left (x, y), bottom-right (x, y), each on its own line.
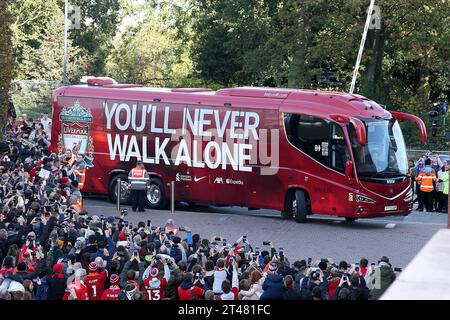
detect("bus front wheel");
top-left (109, 174), bottom-right (131, 205)
top-left (293, 190), bottom-right (308, 223)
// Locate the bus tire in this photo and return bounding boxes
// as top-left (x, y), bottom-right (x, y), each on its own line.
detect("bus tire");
top-left (109, 174), bottom-right (131, 205)
top-left (145, 178), bottom-right (167, 209)
top-left (293, 190), bottom-right (308, 223)
top-left (281, 191), bottom-right (294, 219)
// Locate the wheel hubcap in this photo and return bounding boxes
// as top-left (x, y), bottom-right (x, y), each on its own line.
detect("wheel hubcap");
top-left (115, 180), bottom-right (130, 202)
top-left (147, 185), bottom-right (161, 205)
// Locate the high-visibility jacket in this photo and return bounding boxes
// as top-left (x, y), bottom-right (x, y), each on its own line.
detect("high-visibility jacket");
top-left (74, 167), bottom-right (86, 190)
top-left (442, 171), bottom-right (449, 195)
top-left (415, 168), bottom-right (437, 192)
top-left (128, 166), bottom-right (150, 190)
top-left (70, 189), bottom-right (83, 212)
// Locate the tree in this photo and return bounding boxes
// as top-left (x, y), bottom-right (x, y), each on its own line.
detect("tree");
top-left (106, 0), bottom-right (200, 87)
top-left (0, 0), bottom-right (15, 126)
top-left (18, 9), bottom-right (88, 83)
top-left (69, 0), bottom-right (122, 75)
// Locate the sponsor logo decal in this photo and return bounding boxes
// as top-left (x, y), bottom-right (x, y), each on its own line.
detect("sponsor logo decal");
top-left (176, 173), bottom-right (192, 182)
top-left (214, 177), bottom-right (224, 184)
top-left (58, 100), bottom-right (95, 168)
top-left (348, 193), bottom-right (353, 202)
top-left (194, 176), bottom-right (206, 182)
top-left (226, 178), bottom-right (244, 185)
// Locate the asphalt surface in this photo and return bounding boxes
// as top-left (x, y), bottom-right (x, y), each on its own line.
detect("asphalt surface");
top-left (83, 197), bottom-right (448, 269)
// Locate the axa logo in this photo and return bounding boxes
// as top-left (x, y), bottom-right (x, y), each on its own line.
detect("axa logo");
top-left (214, 177), bottom-right (223, 184)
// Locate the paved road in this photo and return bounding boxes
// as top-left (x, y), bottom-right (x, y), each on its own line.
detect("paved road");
top-left (84, 197), bottom-right (448, 269)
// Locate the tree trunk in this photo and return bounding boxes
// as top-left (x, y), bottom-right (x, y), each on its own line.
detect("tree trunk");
top-left (0, 1), bottom-right (15, 128)
top-left (417, 49), bottom-right (432, 106)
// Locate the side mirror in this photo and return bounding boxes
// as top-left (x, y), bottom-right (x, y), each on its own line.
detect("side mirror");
top-left (345, 161), bottom-right (354, 181)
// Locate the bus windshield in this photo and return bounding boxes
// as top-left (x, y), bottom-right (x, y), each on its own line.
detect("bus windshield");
top-left (350, 118), bottom-right (408, 180)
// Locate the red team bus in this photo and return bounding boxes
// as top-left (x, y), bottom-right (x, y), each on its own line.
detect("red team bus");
top-left (51, 78), bottom-right (427, 223)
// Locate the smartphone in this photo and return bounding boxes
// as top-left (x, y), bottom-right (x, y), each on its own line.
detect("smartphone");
top-left (159, 227), bottom-right (165, 233)
top-left (121, 209), bottom-right (128, 215)
top-left (255, 247), bottom-right (260, 255)
top-left (187, 231), bottom-right (193, 246)
top-left (147, 220), bottom-right (151, 227)
top-left (124, 221), bottom-right (129, 227)
top-left (223, 239), bottom-right (227, 246)
top-left (307, 257), bottom-right (312, 266)
top-left (242, 235), bottom-right (247, 242)
top-left (151, 226), bottom-right (157, 231)
top-left (263, 241), bottom-right (271, 246)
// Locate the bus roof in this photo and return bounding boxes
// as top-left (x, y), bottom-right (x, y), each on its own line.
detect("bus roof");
top-left (54, 83), bottom-right (391, 120)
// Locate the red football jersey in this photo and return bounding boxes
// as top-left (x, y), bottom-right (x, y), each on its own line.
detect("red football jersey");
top-left (143, 277), bottom-right (167, 301)
top-left (100, 286), bottom-right (121, 300)
top-left (85, 270), bottom-right (108, 300)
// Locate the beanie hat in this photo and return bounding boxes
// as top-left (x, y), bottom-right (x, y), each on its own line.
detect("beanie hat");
top-left (425, 158), bottom-right (431, 166)
top-left (118, 232), bottom-right (126, 241)
top-left (3, 256), bottom-right (14, 268)
top-left (53, 263), bottom-right (63, 274)
top-left (269, 262), bottom-right (278, 273)
top-left (150, 268), bottom-right (159, 278)
top-left (110, 274), bottom-right (119, 285)
top-left (89, 262), bottom-right (98, 272)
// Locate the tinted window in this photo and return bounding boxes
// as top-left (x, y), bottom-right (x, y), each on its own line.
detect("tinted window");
top-left (284, 114), bottom-right (349, 173)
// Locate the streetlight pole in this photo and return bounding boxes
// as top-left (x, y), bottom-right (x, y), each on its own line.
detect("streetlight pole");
top-left (63, 0), bottom-right (68, 85)
top-left (349, 0), bottom-right (376, 94)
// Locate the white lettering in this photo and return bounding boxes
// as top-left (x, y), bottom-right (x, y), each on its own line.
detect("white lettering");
top-left (107, 134), bottom-right (128, 161)
top-left (115, 103), bottom-right (131, 131)
top-left (104, 102), bottom-right (118, 130)
top-left (175, 139), bottom-right (192, 166)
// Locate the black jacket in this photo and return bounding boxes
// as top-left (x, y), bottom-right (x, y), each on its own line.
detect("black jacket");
top-left (46, 274), bottom-right (67, 300)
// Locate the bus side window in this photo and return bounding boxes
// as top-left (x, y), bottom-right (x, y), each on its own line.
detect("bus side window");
top-left (330, 124), bottom-right (349, 173)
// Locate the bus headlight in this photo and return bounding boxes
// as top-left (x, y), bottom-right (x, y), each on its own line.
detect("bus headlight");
top-left (404, 188), bottom-right (413, 202)
top-left (355, 195), bottom-right (375, 203)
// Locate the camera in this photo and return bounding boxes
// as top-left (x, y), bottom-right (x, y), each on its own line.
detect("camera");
top-left (242, 235), bottom-right (247, 242)
top-left (394, 267), bottom-right (402, 272)
top-left (121, 209), bottom-right (128, 215)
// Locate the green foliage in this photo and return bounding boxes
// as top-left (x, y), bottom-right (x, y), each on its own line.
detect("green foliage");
top-left (69, 0), bottom-right (122, 75)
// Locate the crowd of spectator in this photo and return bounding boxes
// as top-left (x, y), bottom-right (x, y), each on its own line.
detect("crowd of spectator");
top-left (409, 151), bottom-right (449, 213)
top-left (0, 112), bottom-right (400, 301)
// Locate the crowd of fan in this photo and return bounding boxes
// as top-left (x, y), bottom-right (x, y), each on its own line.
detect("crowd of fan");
top-left (0, 114), bottom-right (399, 301)
top-left (409, 152), bottom-right (449, 213)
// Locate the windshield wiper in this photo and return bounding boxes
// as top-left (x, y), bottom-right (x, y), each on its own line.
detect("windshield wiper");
top-left (367, 171), bottom-right (408, 179)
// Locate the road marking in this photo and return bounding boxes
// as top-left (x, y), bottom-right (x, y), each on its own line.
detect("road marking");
top-left (385, 223), bottom-right (396, 229)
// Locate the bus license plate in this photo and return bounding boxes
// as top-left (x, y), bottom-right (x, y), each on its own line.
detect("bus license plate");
top-left (384, 205), bottom-right (397, 211)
